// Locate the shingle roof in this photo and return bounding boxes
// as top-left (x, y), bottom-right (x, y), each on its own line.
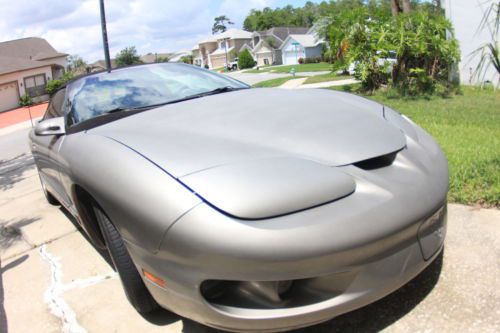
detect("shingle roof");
top-left (280, 34), bottom-right (324, 49)
top-left (269, 27), bottom-right (309, 42)
top-left (213, 28), bottom-right (253, 40)
top-left (0, 37), bottom-right (67, 75)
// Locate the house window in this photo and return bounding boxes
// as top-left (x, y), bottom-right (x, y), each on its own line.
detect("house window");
top-left (264, 58), bottom-right (269, 65)
top-left (220, 40), bottom-right (227, 49)
top-left (24, 74), bottom-right (47, 97)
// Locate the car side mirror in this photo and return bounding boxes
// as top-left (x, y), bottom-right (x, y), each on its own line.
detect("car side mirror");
top-left (34, 117), bottom-right (66, 136)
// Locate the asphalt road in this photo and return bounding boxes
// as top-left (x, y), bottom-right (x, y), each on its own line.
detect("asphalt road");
top-left (224, 71), bottom-right (330, 85)
top-left (0, 125), bottom-right (499, 333)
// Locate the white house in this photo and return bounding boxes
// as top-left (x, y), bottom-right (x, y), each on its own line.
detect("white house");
top-left (279, 34), bottom-right (324, 65)
top-left (0, 37), bottom-right (67, 112)
top-left (442, 0), bottom-right (499, 85)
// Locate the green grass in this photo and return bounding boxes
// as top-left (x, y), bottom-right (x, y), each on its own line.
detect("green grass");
top-left (252, 76), bottom-right (305, 88)
top-left (245, 62), bottom-right (332, 74)
top-left (303, 73), bottom-right (353, 84)
top-left (327, 85), bottom-right (500, 207)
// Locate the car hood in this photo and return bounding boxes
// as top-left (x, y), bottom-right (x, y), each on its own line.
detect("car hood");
top-left (90, 88), bottom-right (406, 178)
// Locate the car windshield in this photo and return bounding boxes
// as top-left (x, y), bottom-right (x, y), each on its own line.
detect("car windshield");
top-left (65, 63), bottom-right (248, 125)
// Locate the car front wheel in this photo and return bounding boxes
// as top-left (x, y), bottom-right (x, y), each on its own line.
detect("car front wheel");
top-left (93, 204), bottom-right (159, 313)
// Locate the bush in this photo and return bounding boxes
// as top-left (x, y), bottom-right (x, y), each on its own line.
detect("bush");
top-left (19, 94), bottom-right (33, 107)
top-left (238, 49), bottom-right (255, 69)
top-left (304, 57), bottom-right (322, 64)
top-left (45, 79), bottom-right (63, 95)
top-left (298, 57), bottom-right (304, 64)
top-left (45, 72), bottom-right (74, 95)
top-left (324, 7), bottom-right (460, 96)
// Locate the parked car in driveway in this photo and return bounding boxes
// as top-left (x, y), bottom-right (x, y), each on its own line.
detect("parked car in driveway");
top-left (347, 50), bottom-right (398, 75)
top-left (29, 63), bottom-right (448, 332)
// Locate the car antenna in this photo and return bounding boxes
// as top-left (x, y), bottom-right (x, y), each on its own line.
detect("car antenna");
top-left (99, 0), bottom-right (112, 72)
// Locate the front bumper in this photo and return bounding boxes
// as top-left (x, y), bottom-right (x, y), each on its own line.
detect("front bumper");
top-left (126, 202), bottom-right (446, 332)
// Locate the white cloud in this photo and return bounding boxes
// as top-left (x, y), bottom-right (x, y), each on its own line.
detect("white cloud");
top-left (0, 0), bottom-right (276, 62)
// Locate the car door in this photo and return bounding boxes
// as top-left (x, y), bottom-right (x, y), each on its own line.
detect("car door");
top-left (31, 89), bottom-right (70, 205)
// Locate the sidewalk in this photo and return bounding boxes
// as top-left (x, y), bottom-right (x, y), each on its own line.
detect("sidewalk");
top-left (0, 103), bottom-right (48, 129)
top-left (278, 78), bottom-right (359, 89)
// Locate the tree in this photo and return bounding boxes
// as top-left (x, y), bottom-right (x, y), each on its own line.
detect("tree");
top-left (470, 0), bottom-right (500, 86)
top-left (115, 46), bottom-right (142, 67)
top-left (212, 15), bottom-right (233, 34)
top-left (402, 0), bottom-right (411, 13)
top-left (155, 55), bottom-right (169, 63)
top-left (180, 55), bottom-right (194, 64)
top-left (238, 49), bottom-right (255, 69)
top-left (67, 54), bottom-right (88, 73)
top-left (390, 0), bottom-right (402, 16)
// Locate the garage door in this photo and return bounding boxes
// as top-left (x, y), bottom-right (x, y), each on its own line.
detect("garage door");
top-left (0, 81), bottom-right (20, 112)
top-left (283, 51), bottom-right (298, 65)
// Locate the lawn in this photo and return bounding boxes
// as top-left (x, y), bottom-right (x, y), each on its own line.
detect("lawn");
top-left (303, 73), bottom-right (353, 84)
top-left (245, 62), bottom-right (332, 74)
top-left (327, 85), bottom-right (499, 207)
top-left (252, 76), bottom-right (304, 88)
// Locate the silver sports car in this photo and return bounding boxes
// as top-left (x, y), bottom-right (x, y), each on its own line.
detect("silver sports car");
top-left (30, 63), bottom-right (448, 332)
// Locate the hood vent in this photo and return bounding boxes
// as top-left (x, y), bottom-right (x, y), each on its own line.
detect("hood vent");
top-left (353, 149), bottom-right (401, 170)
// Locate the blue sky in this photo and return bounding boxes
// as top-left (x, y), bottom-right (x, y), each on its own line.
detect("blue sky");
top-left (0, 0), bottom-right (327, 61)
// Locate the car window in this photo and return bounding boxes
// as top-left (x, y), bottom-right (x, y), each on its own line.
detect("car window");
top-left (43, 89), bottom-right (66, 120)
top-left (66, 63), bottom-right (248, 126)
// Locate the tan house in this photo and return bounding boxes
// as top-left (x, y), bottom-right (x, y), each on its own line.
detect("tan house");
top-left (0, 37), bottom-right (67, 112)
top-left (198, 37), bottom-right (218, 68)
top-left (209, 29), bottom-right (253, 69)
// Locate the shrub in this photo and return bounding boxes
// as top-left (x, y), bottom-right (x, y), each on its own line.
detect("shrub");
top-left (298, 57), bottom-right (305, 64)
top-left (323, 7), bottom-right (460, 96)
top-left (19, 94), bottom-right (33, 107)
top-left (180, 55), bottom-right (193, 64)
top-left (45, 72), bottom-right (74, 95)
top-left (238, 49), bottom-right (255, 69)
top-left (45, 79), bottom-right (63, 95)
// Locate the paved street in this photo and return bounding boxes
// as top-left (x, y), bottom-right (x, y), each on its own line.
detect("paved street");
top-left (0, 125), bottom-right (499, 333)
top-left (224, 70), bottom-right (330, 85)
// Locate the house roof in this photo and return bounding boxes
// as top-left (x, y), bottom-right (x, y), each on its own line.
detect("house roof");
top-left (266, 27), bottom-right (309, 42)
top-left (280, 34), bottom-right (324, 49)
top-left (140, 53), bottom-right (173, 63)
top-left (213, 28), bottom-right (253, 41)
top-left (0, 37), bottom-right (68, 75)
top-left (169, 51), bottom-right (191, 62)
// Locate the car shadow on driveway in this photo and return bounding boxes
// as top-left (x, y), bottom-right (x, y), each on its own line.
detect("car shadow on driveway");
top-left (0, 154), bottom-right (35, 192)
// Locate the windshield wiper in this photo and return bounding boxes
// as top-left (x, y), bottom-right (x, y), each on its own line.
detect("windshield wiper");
top-left (101, 86), bottom-right (246, 115)
top-left (164, 86), bottom-right (247, 105)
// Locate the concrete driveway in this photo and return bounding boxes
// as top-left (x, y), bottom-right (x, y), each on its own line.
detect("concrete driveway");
top-left (1, 125), bottom-right (499, 333)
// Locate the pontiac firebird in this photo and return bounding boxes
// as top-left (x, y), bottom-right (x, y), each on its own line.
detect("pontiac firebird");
top-left (29, 63), bottom-right (447, 332)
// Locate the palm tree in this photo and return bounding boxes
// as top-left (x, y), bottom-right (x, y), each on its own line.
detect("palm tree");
top-left (470, 0), bottom-right (500, 87)
top-left (390, 0), bottom-right (402, 16)
top-left (212, 15), bottom-right (234, 34)
top-left (402, 0), bottom-right (411, 13)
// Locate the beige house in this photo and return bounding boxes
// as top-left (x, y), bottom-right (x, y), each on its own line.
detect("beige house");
top-left (208, 29), bottom-right (253, 69)
top-left (0, 37), bottom-right (67, 112)
top-left (198, 38), bottom-right (218, 68)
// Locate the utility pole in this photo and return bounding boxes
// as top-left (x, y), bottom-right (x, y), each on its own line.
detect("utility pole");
top-left (224, 37), bottom-right (229, 70)
top-left (99, 0), bottom-right (111, 72)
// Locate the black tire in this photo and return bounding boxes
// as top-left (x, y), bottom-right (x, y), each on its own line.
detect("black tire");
top-left (39, 175), bottom-right (59, 206)
top-left (93, 204), bottom-right (159, 313)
